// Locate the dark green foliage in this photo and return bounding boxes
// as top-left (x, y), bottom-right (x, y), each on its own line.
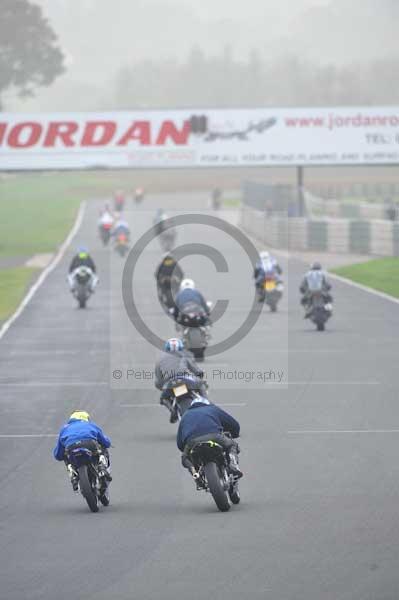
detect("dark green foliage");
top-left (0, 0), bottom-right (65, 107)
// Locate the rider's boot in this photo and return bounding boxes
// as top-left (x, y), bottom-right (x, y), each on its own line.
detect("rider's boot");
top-left (67, 464), bottom-right (79, 492)
top-left (98, 454), bottom-right (112, 481)
top-left (228, 452), bottom-right (243, 479)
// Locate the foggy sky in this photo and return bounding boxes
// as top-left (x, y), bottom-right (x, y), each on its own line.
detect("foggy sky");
top-left (6, 0), bottom-right (397, 111)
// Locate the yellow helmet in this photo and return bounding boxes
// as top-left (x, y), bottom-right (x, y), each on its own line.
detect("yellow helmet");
top-left (69, 410), bottom-right (90, 422)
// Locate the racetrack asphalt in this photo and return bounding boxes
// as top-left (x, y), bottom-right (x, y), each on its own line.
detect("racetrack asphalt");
top-left (0, 193), bottom-right (399, 600)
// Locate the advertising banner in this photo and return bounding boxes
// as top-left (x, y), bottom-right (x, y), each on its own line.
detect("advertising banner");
top-left (1, 107), bottom-right (399, 169)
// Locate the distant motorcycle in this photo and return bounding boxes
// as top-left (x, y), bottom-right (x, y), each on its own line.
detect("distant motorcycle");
top-left (259, 273), bottom-right (283, 312)
top-left (308, 291), bottom-right (332, 331)
top-left (176, 302), bottom-right (211, 360)
top-left (187, 435), bottom-right (240, 512)
top-left (159, 229), bottom-right (176, 252)
top-left (99, 223), bottom-right (112, 246)
top-left (161, 377), bottom-right (200, 422)
top-left (114, 232), bottom-right (129, 257)
top-left (70, 266), bottom-right (93, 308)
top-left (134, 187), bottom-right (144, 204)
top-left (66, 445), bottom-right (110, 513)
top-left (114, 192), bottom-right (125, 212)
top-left (157, 275), bottom-right (181, 313)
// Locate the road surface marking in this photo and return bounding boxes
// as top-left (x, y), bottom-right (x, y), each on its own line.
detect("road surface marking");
top-left (288, 429), bottom-right (399, 434)
top-left (329, 272), bottom-right (399, 306)
top-left (285, 381), bottom-right (379, 385)
top-left (0, 434), bottom-right (57, 438)
top-left (0, 381), bottom-right (108, 387)
top-left (120, 402), bottom-right (247, 408)
top-left (7, 349), bottom-right (108, 357)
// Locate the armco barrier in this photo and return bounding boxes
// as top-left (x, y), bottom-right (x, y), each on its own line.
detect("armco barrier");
top-left (240, 205), bottom-right (399, 256)
top-left (308, 221), bottom-right (328, 251)
top-left (370, 221), bottom-right (397, 256)
top-left (305, 191), bottom-right (388, 220)
top-left (288, 218), bottom-right (307, 251)
top-left (349, 221), bottom-right (371, 254)
top-left (242, 182), bottom-right (399, 256)
top-left (328, 220), bottom-right (350, 253)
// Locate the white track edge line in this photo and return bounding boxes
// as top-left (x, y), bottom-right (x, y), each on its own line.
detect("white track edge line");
top-left (119, 402), bottom-right (247, 408)
top-left (327, 271), bottom-right (399, 305)
top-left (0, 434), bottom-right (58, 438)
top-left (0, 201), bottom-right (86, 341)
top-left (287, 429), bottom-right (399, 434)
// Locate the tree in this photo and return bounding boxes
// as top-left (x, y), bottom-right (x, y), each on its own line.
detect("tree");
top-left (0, 0), bottom-right (65, 109)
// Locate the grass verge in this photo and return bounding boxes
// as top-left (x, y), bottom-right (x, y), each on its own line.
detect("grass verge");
top-left (332, 258), bottom-right (399, 298)
top-left (0, 170), bottom-right (142, 322)
top-left (0, 170), bottom-right (149, 257)
top-left (0, 267), bottom-right (39, 322)
top-left (223, 198), bottom-right (241, 207)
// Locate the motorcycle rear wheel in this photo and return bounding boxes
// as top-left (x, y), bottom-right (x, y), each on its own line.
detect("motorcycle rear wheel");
top-left (177, 396), bottom-right (191, 418)
top-left (204, 462), bottom-right (230, 512)
top-left (78, 465), bottom-right (99, 512)
top-left (193, 347), bottom-right (205, 360)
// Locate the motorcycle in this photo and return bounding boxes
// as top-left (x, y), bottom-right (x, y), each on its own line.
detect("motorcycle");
top-left (260, 273), bottom-right (284, 312)
top-left (157, 275), bottom-right (181, 313)
top-left (134, 187), bottom-right (144, 204)
top-left (187, 436), bottom-right (240, 512)
top-left (176, 303), bottom-right (211, 361)
top-left (114, 193), bottom-right (125, 212)
top-left (159, 229), bottom-right (176, 252)
top-left (161, 378), bottom-right (201, 422)
top-left (308, 291), bottom-right (332, 331)
top-left (66, 445), bottom-right (110, 513)
top-left (70, 266), bottom-right (93, 308)
top-left (99, 222), bottom-right (112, 246)
top-left (114, 232), bottom-right (129, 257)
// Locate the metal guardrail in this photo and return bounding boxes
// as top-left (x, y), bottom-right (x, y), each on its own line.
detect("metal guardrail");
top-left (241, 204), bottom-right (399, 256)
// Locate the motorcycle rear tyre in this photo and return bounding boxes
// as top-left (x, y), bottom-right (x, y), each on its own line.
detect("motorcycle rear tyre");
top-left (204, 462), bottom-right (230, 512)
top-left (78, 465), bottom-right (99, 512)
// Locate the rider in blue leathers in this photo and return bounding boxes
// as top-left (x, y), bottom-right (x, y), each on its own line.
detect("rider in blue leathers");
top-left (53, 411), bottom-right (112, 491)
top-left (112, 218), bottom-right (130, 241)
top-left (173, 279), bottom-right (210, 322)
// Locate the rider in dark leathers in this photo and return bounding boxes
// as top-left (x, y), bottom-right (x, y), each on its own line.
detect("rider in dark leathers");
top-left (173, 279), bottom-right (210, 325)
top-left (300, 262), bottom-right (333, 317)
top-left (177, 397), bottom-right (243, 478)
top-left (155, 254), bottom-right (183, 282)
top-left (155, 254), bottom-right (184, 309)
top-left (155, 338), bottom-right (207, 422)
top-left (68, 247), bottom-right (98, 292)
top-left (69, 248), bottom-right (96, 274)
